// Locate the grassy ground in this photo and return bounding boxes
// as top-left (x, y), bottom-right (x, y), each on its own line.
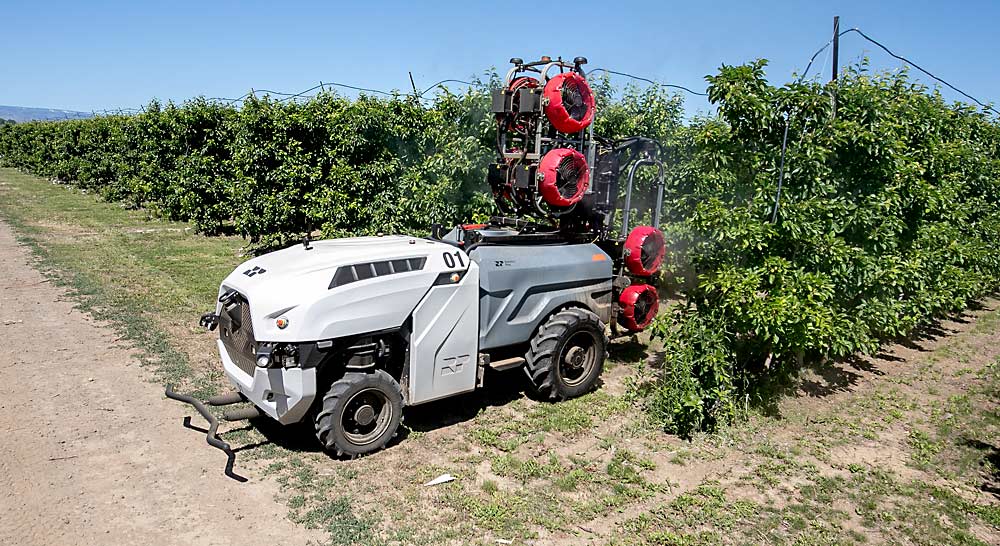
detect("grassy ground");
top-left (2, 167), bottom-right (999, 545)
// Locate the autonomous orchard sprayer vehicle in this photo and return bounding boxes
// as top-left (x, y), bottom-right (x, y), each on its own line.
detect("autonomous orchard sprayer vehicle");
top-left (167, 56), bottom-right (668, 462)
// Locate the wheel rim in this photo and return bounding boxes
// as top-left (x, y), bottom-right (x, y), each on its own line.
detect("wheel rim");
top-left (559, 330), bottom-right (598, 387)
top-left (341, 387), bottom-right (393, 447)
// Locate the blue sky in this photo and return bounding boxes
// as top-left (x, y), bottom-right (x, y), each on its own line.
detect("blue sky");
top-left (1, 0), bottom-right (997, 115)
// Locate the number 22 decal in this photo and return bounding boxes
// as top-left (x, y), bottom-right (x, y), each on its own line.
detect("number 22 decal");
top-left (442, 250), bottom-right (465, 269)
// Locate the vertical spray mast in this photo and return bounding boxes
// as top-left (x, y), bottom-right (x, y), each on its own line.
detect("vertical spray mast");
top-left (485, 55), bottom-right (667, 335)
top-left (488, 56), bottom-right (596, 219)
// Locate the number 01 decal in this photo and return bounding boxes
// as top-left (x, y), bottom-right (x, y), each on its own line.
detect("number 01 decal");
top-left (442, 250), bottom-right (465, 269)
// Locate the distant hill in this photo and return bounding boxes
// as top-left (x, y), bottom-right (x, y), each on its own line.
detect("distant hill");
top-left (0, 105), bottom-right (91, 123)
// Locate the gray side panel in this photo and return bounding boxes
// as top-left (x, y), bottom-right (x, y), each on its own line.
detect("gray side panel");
top-left (470, 244), bottom-right (613, 350)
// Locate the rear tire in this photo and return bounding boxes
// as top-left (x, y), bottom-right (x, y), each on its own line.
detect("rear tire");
top-left (524, 308), bottom-right (607, 400)
top-left (314, 370), bottom-right (403, 458)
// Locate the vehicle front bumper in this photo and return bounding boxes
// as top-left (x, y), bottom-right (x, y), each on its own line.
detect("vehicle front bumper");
top-left (219, 340), bottom-right (317, 424)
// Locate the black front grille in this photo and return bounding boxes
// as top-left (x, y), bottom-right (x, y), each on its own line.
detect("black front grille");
top-left (219, 293), bottom-right (257, 377)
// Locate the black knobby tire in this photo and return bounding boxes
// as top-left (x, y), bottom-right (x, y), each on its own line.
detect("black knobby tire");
top-left (524, 308), bottom-right (607, 400)
top-left (314, 370), bottom-right (403, 458)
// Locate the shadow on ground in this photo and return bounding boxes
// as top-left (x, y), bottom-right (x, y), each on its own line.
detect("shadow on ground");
top-left (609, 338), bottom-right (651, 363)
top-left (218, 336), bottom-right (649, 460)
top-left (962, 438), bottom-right (1000, 498)
top-left (218, 366), bottom-right (535, 460)
top-left (793, 306), bottom-right (985, 402)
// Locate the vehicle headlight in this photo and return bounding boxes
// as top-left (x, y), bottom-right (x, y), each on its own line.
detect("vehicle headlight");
top-left (255, 343), bottom-right (273, 367)
top-left (256, 343), bottom-right (298, 368)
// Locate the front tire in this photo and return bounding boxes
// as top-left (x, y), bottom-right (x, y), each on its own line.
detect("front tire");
top-left (314, 370), bottom-right (403, 458)
top-left (525, 308), bottom-right (607, 400)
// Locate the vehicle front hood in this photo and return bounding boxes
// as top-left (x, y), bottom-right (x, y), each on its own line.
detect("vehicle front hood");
top-left (215, 235), bottom-right (454, 341)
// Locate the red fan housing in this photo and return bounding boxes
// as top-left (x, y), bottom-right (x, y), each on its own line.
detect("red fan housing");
top-left (538, 148), bottom-right (590, 207)
top-left (543, 72), bottom-right (595, 133)
top-left (624, 226), bottom-right (665, 277)
top-left (618, 283), bottom-right (659, 331)
top-left (509, 76), bottom-right (539, 94)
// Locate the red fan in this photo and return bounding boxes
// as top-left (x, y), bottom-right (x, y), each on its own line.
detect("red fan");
top-left (618, 283), bottom-right (659, 331)
top-left (543, 72), bottom-right (595, 133)
top-left (538, 148), bottom-right (590, 207)
top-left (624, 226), bottom-right (665, 276)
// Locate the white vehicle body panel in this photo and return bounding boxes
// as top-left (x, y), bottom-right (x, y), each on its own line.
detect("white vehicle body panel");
top-left (216, 235), bottom-right (480, 419)
top-left (216, 236), bottom-right (465, 342)
top-left (219, 340), bottom-right (317, 424)
top-left (408, 262), bottom-right (481, 404)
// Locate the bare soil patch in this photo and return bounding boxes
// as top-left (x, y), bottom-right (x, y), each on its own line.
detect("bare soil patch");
top-left (0, 220), bottom-right (324, 546)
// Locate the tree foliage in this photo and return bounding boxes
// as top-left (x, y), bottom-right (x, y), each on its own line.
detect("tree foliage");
top-left (0, 89), bottom-right (497, 246)
top-left (645, 61), bottom-right (1000, 434)
top-left (1, 63), bottom-right (998, 436)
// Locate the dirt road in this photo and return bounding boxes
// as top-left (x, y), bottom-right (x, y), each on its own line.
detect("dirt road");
top-left (0, 220), bottom-right (322, 546)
